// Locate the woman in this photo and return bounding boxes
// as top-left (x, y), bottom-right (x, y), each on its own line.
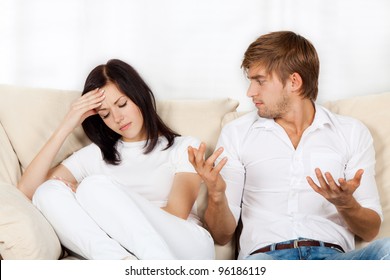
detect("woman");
top-left (17, 59), bottom-right (215, 260)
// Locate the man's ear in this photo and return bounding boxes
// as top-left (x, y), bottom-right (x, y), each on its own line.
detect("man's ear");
top-left (289, 72), bottom-right (303, 94)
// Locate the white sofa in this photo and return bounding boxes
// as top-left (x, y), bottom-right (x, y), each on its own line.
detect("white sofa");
top-left (0, 84), bottom-right (389, 259)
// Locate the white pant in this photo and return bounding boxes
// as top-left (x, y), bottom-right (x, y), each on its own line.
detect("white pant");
top-left (32, 175), bottom-right (215, 260)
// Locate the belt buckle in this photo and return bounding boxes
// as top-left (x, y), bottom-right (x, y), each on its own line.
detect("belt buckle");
top-left (293, 239), bottom-right (299, 249)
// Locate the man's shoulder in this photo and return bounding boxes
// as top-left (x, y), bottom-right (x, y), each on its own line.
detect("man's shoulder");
top-left (318, 105), bottom-right (372, 140)
top-left (222, 110), bottom-right (259, 132)
top-left (319, 105), bottom-right (368, 130)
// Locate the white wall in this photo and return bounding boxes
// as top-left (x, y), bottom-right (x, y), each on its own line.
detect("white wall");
top-left (1, 0), bottom-right (390, 111)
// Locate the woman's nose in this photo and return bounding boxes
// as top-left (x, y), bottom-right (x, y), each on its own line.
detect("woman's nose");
top-left (112, 109), bottom-right (124, 123)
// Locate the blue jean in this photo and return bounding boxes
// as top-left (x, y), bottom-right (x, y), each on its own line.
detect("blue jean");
top-left (245, 238), bottom-right (390, 260)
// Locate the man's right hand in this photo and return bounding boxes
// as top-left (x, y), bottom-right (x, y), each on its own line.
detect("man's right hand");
top-left (187, 142), bottom-right (228, 200)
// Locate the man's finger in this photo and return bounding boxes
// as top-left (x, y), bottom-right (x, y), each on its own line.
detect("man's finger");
top-left (213, 157), bottom-right (228, 174)
top-left (314, 168), bottom-right (330, 191)
top-left (205, 147), bottom-right (224, 167)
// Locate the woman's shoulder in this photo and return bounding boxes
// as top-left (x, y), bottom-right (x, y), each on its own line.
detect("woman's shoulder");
top-left (69, 142), bottom-right (102, 158)
top-left (172, 135), bottom-right (201, 148)
top-left (159, 135), bottom-right (200, 155)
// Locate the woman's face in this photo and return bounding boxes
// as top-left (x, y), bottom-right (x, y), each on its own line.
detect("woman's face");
top-left (96, 83), bottom-right (147, 142)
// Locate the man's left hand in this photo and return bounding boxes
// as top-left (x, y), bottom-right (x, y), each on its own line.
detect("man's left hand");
top-left (306, 168), bottom-right (364, 208)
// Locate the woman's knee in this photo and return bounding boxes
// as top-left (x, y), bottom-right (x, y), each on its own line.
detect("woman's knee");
top-left (32, 179), bottom-right (74, 208)
top-left (75, 175), bottom-right (118, 202)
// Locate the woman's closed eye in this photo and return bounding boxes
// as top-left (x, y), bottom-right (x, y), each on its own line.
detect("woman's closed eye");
top-left (99, 102), bottom-right (127, 119)
top-left (118, 100), bottom-right (127, 108)
top-left (100, 112), bottom-right (110, 119)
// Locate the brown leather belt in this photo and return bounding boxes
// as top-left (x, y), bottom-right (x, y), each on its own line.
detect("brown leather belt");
top-left (250, 240), bottom-right (345, 255)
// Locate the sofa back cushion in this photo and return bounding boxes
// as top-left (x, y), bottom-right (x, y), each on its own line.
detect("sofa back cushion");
top-left (0, 84), bottom-right (238, 176)
top-left (0, 123), bottom-right (21, 185)
top-left (157, 99), bottom-right (239, 156)
top-left (0, 85), bottom-right (90, 173)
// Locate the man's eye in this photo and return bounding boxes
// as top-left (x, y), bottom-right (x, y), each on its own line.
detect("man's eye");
top-left (257, 80), bottom-right (264, 85)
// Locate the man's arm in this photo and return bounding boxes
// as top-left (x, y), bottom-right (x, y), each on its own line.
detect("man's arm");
top-left (204, 183), bottom-right (237, 245)
top-left (307, 168), bottom-right (381, 241)
top-left (188, 143), bottom-right (238, 245)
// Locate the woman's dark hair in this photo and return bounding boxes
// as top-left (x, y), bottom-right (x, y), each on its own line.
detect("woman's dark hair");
top-left (81, 59), bottom-right (179, 165)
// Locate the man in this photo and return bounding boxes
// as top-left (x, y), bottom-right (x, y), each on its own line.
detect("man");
top-left (188, 31), bottom-right (390, 260)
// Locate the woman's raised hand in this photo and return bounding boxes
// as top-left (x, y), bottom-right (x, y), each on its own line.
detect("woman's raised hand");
top-left (60, 88), bottom-right (105, 134)
top-left (18, 89), bottom-right (105, 199)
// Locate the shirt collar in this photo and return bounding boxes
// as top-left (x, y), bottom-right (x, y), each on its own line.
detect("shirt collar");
top-left (251, 104), bottom-right (334, 130)
top-left (311, 104), bottom-right (334, 130)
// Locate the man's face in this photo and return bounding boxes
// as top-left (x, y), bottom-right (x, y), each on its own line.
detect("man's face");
top-left (246, 65), bottom-right (291, 119)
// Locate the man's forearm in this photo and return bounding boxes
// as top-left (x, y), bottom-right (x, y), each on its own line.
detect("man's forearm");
top-left (204, 194), bottom-right (237, 245)
top-left (337, 199), bottom-right (381, 241)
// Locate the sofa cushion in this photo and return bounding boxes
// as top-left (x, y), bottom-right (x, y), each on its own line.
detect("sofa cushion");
top-left (0, 123), bottom-right (21, 185)
top-left (157, 98), bottom-right (239, 157)
top-left (0, 85), bottom-right (239, 171)
top-left (0, 85), bottom-right (91, 172)
top-left (0, 182), bottom-right (62, 259)
top-left (323, 92), bottom-right (390, 245)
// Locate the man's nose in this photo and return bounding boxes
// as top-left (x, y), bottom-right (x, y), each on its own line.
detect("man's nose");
top-left (246, 82), bottom-right (258, 98)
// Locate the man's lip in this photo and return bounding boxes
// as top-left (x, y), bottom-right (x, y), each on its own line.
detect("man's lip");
top-left (120, 123), bottom-right (131, 131)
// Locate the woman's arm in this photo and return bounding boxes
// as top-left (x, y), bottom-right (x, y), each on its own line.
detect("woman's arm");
top-left (17, 89), bottom-right (105, 199)
top-left (162, 172), bottom-right (202, 219)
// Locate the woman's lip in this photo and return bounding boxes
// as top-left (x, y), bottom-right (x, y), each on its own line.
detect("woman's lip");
top-left (120, 123), bottom-right (131, 131)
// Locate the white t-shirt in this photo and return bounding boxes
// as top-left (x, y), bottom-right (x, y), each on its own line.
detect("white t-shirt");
top-left (216, 105), bottom-right (383, 259)
top-left (62, 136), bottom-right (201, 223)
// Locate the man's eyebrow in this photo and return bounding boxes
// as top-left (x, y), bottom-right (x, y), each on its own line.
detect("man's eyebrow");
top-left (97, 96), bottom-right (126, 111)
top-left (247, 74), bottom-right (266, 80)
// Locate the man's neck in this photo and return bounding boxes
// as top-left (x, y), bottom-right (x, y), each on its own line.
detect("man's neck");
top-left (275, 99), bottom-right (315, 149)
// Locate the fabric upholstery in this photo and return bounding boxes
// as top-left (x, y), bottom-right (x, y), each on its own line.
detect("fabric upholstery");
top-left (0, 182), bottom-right (62, 259)
top-left (0, 85), bottom-right (90, 173)
top-left (0, 123), bottom-right (21, 185)
top-left (157, 98), bottom-right (239, 157)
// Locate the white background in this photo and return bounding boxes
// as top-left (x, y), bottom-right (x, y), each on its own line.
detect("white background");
top-left (1, 0), bottom-right (390, 111)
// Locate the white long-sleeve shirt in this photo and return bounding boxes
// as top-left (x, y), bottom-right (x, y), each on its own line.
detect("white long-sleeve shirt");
top-left (216, 105), bottom-right (383, 259)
